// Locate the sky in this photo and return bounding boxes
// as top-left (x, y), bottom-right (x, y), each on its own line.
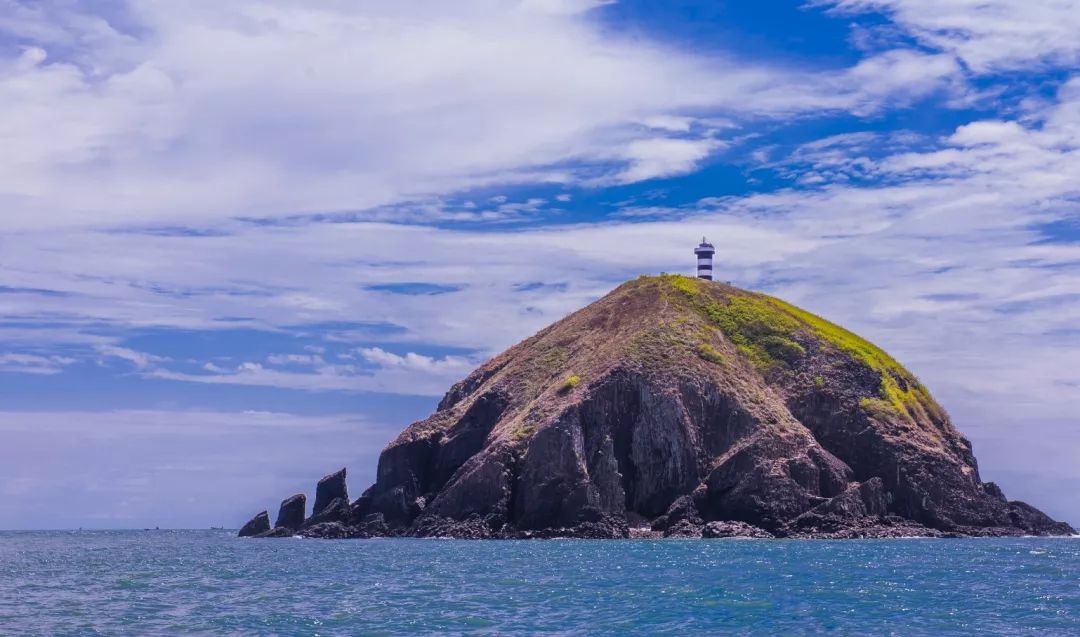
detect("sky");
top-left (1, 0), bottom-right (1079, 529)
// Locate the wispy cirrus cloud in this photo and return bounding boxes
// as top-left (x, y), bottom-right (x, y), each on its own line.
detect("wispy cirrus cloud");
top-left (0, 353), bottom-right (75, 375)
top-left (95, 344), bottom-right (167, 369)
top-left (147, 347), bottom-right (476, 396)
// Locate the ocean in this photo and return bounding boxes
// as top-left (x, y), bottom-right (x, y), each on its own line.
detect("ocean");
top-left (0, 531), bottom-right (1076, 636)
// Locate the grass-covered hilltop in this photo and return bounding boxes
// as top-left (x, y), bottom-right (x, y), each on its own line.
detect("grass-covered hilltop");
top-left (241, 276), bottom-right (1074, 539)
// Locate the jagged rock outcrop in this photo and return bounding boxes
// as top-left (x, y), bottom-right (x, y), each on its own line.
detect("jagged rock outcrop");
top-left (238, 511), bottom-right (270, 537)
top-left (304, 497), bottom-right (351, 528)
top-left (275, 494), bottom-right (306, 530)
top-left (312, 469), bottom-right (348, 516)
top-left (242, 276), bottom-right (1074, 539)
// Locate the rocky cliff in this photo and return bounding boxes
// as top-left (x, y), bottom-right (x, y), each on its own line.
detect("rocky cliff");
top-left (240, 275), bottom-right (1074, 539)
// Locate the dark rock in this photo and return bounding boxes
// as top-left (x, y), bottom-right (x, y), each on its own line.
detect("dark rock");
top-left (652, 494), bottom-right (702, 533)
top-left (509, 516), bottom-right (629, 539)
top-left (791, 478), bottom-right (889, 528)
top-left (410, 514), bottom-right (500, 539)
top-left (663, 519), bottom-right (703, 538)
top-left (312, 468), bottom-right (348, 516)
top-left (782, 515), bottom-right (948, 539)
top-left (356, 512), bottom-right (390, 537)
top-left (350, 493), bottom-right (372, 521)
top-left (275, 494), bottom-right (306, 530)
top-left (242, 276), bottom-right (1072, 539)
top-left (1007, 500), bottom-right (1076, 536)
top-left (255, 526), bottom-right (296, 538)
top-left (303, 496), bottom-right (351, 528)
top-left (238, 511), bottom-right (270, 537)
top-left (299, 522), bottom-right (355, 539)
top-left (702, 521), bottom-right (774, 539)
top-left (983, 481), bottom-right (1006, 500)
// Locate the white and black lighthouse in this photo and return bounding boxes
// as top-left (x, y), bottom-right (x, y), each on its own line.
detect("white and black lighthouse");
top-left (694, 237), bottom-right (715, 280)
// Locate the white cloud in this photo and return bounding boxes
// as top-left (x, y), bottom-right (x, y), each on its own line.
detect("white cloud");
top-left (610, 137), bottom-right (724, 184)
top-left (149, 364), bottom-right (369, 393)
top-left (147, 348), bottom-right (476, 396)
top-left (266, 353), bottom-right (324, 366)
top-left (0, 353), bottom-right (76, 375)
top-left (0, 1), bottom-right (969, 231)
top-left (820, 0), bottom-right (1080, 72)
top-left (518, 0), bottom-right (616, 14)
top-left (95, 344), bottom-right (166, 369)
top-left (359, 347), bottom-right (473, 374)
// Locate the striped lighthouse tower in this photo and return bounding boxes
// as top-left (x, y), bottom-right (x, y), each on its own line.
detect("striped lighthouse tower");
top-left (694, 237), bottom-right (715, 280)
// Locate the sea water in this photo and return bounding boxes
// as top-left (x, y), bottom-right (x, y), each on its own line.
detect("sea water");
top-left (0, 531), bottom-right (1076, 636)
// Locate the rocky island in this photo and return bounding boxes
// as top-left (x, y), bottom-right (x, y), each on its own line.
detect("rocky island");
top-left (240, 275), bottom-right (1074, 539)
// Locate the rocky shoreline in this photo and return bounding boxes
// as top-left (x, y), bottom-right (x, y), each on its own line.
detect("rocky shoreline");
top-left (241, 468), bottom-right (1073, 540)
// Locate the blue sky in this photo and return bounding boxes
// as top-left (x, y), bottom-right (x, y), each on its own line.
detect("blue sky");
top-left (2, 0), bottom-right (1079, 529)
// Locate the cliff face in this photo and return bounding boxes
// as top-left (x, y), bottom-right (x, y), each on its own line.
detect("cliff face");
top-left (241, 276), bottom-right (1074, 539)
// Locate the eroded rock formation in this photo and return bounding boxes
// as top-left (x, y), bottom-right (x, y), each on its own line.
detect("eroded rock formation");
top-left (241, 276), bottom-right (1074, 539)
top-left (275, 494), bottom-right (306, 531)
top-left (238, 511), bottom-right (270, 537)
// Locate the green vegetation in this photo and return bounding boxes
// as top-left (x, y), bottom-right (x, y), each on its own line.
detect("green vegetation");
top-left (663, 274), bottom-right (806, 370)
top-left (658, 274), bottom-right (942, 426)
top-left (667, 274), bottom-right (702, 298)
top-left (626, 319), bottom-right (698, 368)
top-left (508, 421), bottom-right (537, 441)
top-left (539, 346), bottom-right (569, 369)
top-left (561, 374), bottom-right (582, 392)
top-left (760, 334), bottom-right (806, 363)
top-left (696, 343), bottom-right (725, 365)
top-left (860, 397), bottom-right (903, 422)
top-left (764, 296), bottom-right (942, 425)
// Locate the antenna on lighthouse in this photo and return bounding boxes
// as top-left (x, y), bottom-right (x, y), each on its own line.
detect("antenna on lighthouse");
top-left (694, 237), bottom-right (715, 281)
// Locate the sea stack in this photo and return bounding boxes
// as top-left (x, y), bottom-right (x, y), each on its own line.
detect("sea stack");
top-left (275, 494), bottom-right (306, 530)
top-left (238, 511), bottom-right (270, 537)
top-left (242, 275), bottom-right (1073, 539)
top-left (312, 468), bottom-right (348, 516)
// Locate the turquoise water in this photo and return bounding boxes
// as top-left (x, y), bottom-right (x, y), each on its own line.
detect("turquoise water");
top-left (0, 532), bottom-right (1076, 636)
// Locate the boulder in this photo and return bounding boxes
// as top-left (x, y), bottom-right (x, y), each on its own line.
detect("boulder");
top-left (238, 511), bottom-right (270, 537)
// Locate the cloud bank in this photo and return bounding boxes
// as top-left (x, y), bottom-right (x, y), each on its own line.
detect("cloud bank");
top-left (0, 0), bottom-right (964, 230)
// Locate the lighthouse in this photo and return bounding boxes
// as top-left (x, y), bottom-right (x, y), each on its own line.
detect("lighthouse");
top-left (694, 237), bottom-right (715, 280)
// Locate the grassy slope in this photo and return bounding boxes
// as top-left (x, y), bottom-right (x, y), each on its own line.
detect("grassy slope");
top-left (659, 274), bottom-right (945, 428)
top-left (395, 274), bottom-right (950, 452)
